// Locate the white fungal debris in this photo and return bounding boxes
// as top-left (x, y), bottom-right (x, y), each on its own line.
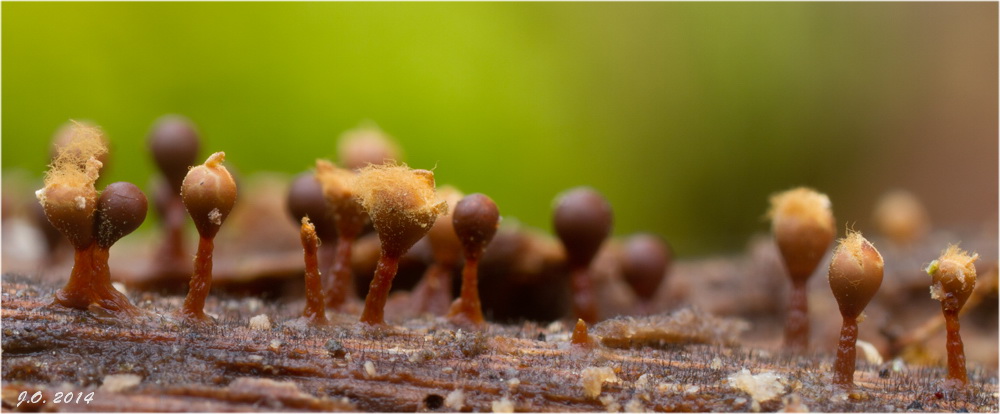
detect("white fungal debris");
top-left (929, 283), bottom-right (945, 301)
top-left (581, 366), bottom-right (619, 399)
top-left (208, 208), bottom-right (222, 225)
top-left (625, 397), bottom-right (646, 413)
top-left (779, 393), bottom-right (810, 412)
top-left (727, 369), bottom-right (787, 409)
top-left (856, 340), bottom-right (883, 365)
top-left (249, 314), bottom-right (271, 330)
top-left (634, 373), bottom-right (652, 390)
top-left (546, 321), bottom-right (565, 333)
top-left (507, 377), bottom-right (520, 391)
top-left (364, 361), bottom-right (377, 378)
top-left (599, 395), bottom-right (621, 412)
top-left (445, 389), bottom-right (465, 410)
top-left (99, 374), bottom-right (142, 392)
top-left (491, 396), bottom-right (514, 413)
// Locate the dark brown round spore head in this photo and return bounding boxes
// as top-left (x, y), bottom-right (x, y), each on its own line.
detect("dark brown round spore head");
top-left (553, 187), bottom-right (613, 267)
top-left (181, 152), bottom-right (237, 238)
top-left (620, 233), bottom-right (672, 300)
top-left (149, 115), bottom-right (200, 191)
top-left (95, 182), bottom-right (148, 248)
top-left (452, 193), bottom-right (500, 259)
top-left (287, 171), bottom-right (336, 240)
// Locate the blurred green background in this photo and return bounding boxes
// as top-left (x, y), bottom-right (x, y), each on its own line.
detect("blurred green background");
top-left (3, 2), bottom-right (997, 256)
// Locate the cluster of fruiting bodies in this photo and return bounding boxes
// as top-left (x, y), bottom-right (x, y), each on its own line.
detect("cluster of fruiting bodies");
top-left (768, 187), bottom-right (979, 390)
top-left (35, 118), bottom-right (978, 397)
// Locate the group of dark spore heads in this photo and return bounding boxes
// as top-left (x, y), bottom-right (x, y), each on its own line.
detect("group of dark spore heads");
top-left (33, 115), bottom-right (980, 397)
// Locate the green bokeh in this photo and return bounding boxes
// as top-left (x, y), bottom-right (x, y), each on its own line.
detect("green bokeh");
top-left (4, 2), bottom-right (996, 256)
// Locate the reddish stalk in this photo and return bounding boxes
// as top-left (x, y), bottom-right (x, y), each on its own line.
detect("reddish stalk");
top-left (785, 280), bottom-right (809, 351)
top-left (570, 266), bottom-right (598, 325)
top-left (449, 257), bottom-right (484, 324)
top-left (179, 236), bottom-right (214, 323)
top-left (360, 254), bottom-right (400, 325)
top-left (414, 263), bottom-right (454, 315)
top-left (327, 233), bottom-right (359, 309)
top-left (161, 195), bottom-right (188, 263)
top-left (301, 219), bottom-right (327, 324)
top-left (54, 245), bottom-right (139, 317)
top-left (832, 318), bottom-right (859, 386)
top-left (942, 309), bottom-right (967, 385)
top-left (319, 240), bottom-right (337, 299)
top-left (54, 246), bottom-right (97, 310)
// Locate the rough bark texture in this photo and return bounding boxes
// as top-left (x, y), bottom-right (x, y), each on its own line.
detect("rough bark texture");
top-left (2, 274), bottom-right (997, 413)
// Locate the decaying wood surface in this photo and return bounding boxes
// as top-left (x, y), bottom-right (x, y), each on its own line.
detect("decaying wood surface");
top-left (2, 274), bottom-right (997, 412)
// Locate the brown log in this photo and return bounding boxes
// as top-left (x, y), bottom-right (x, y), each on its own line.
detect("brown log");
top-left (2, 274), bottom-right (996, 412)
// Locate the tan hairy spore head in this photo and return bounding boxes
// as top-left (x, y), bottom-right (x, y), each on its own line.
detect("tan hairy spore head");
top-left (427, 186), bottom-right (465, 265)
top-left (768, 187), bottom-right (836, 282)
top-left (43, 121), bottom-right (107, 190)
top-left (927, 245), bottom-right (979, 311)
top-left (353, 164), bottom-right (446, 257)
top-left (315, 159), bottom-right (369, 236)
top-left (35, 121), bottom-right (109, 248)
top-left (873, 189), bottom-right (930, 245)
top-left (828, 231), bottom-right (884, 320)
top-left (337, 124), bottom-right (402, 171)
